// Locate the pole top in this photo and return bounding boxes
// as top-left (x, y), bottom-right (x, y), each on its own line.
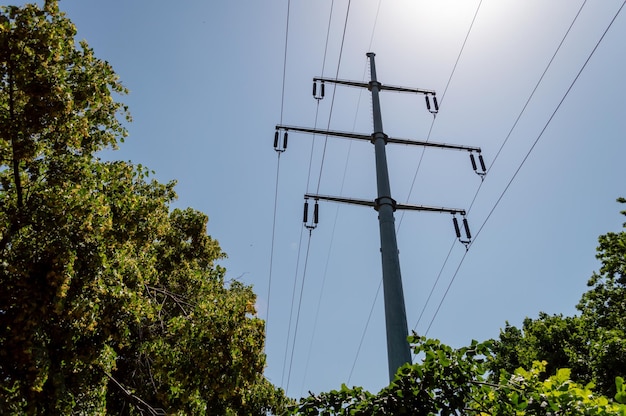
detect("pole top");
top-left (366, 52), bottom-right (376, 58)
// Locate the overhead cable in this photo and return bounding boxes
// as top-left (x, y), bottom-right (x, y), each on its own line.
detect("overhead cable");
top-left (267, 0), bottom-right (291, 352)
top-left (314, 0), bottom-right (352, 194)
top-left (297, 0), bottom-right (339, 393)
top-left (422, 0), bottom-right (626, 336)
top-left (398, 0), bottom-right (484, 232)
top-left (414, 0), bottom-right (591, 334)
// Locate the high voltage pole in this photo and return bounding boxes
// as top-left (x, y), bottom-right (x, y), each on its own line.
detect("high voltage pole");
top-left (274, 52), bottom-right (486, 382)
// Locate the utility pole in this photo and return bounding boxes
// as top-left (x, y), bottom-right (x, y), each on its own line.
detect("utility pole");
top-left (368, 52), bottom-right (412, 377)
top-left (274, 52), bottom-right (486, 382)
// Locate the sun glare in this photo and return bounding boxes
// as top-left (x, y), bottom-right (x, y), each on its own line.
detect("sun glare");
top-left (369, 1), bottom-right (485, 63)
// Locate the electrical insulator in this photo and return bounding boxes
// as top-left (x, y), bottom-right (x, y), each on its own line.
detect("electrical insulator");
top-left (425, 95), bottom-right (431, 111)
top-left (433, 96), bottom-right (439, 111)
top-left (463, 218), bottom-right (471, 240)
top-left (313, 201), bottom-right (319, 224)
top-left (274, 131), bottom-right (279, 148)
top-left (283, 132), bottom-right (288, 149)
top-left (453, 217), bottom-right (461, 238)
top-left (479, 154), bottom-right (486, 172)
top-left (470, 153), bottom-right (477, 171)
top-left (321, 82), bottom-right (325, 98)
top-left (303, 200), bottom-right (309, 223)
top-left (312, 82), bottom-right (317, 97)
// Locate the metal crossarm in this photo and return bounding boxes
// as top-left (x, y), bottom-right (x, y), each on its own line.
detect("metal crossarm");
top-left (313, 76), bottom-right (436, 95)
top-left (275, 125), bottom-right (481, 153)
top-left (304, 193), bottom-right (466, 215)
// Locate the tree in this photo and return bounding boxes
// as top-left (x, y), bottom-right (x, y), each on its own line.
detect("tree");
top-left (0, 2), bottom-right (286, 414)
top-left (290, 336), bottom-right (495, 415)
top-left (488, 198), bottom-right (626, 397)
top-left (576, 197), bottom-right (626, 395)
top-left (289, 335), bottom-right (626, 415)
top-left (488, 314), bottom-right (591, 390)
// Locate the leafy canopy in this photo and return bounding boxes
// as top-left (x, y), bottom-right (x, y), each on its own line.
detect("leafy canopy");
top-left (0, 1), bottom-right (286, 414)
top-left (490, 198), bottom-right (626, 397)
top-left (289, 336), bottom-right (626, 415)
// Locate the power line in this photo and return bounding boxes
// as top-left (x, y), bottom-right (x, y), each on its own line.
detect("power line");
top-left (266, 0), bottom-right (291, 352)
top-left (423, 0), bottom-right (626, 336)
top-left (302, 0), bottom-right (383, 389)
top-left (266, 153), bottom-right (281, 340)
top-left (278, 0), bottom-right (291, 125)
top-left (471, 0), bottom-right (589, 211)
top-left (315, 0), bottom-right (352, 194)
top-left (283, 0), bottom-right (352, 394)
top-left (412, 236), bottom-right (456, 334)
top-left (440, 0), bottom-right (484, 107)
top-left (398, 0), bottom-right (484, 232)
top-left (305, 0), bottom-right (336, 195)
top-left (280, 224), bottom-right (305, 387)
top-left (347, 279), bottom-right (381, 385)
top-left (341, 0), bottom-right (391, 383)
top-left (285, 231), bottom-right (315, 392)
top-left (414, 0), bottom-right (589, 335)
top-left (298, 0), bottom-right (339, 394)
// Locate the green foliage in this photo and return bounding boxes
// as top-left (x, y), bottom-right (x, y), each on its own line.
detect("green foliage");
top-left (289, 337), bottom-right (626, 415)
top-left (0, 2), bottom-right (286, 414)
top-left (489, 314), bottom-right (591, 389)
top-left (490, 198), bottom-right (626, 397)
top-left (576, 197), bottom-right (626, 395)
top-left (291, 336), bottom-right (494, 415)
top-left (486, 362), bottom-right (626, 416)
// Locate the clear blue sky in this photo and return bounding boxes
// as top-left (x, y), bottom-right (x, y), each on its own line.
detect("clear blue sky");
top-left (18, 0), bottom-right (626, 399)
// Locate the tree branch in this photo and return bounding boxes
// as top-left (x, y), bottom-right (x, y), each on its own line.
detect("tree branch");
top-left (104, 371), bottom-right (166, 416)
top-left (145, 284), bottom-right (194, 316)
top-left (8, 47), bottom-right (23, 209)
